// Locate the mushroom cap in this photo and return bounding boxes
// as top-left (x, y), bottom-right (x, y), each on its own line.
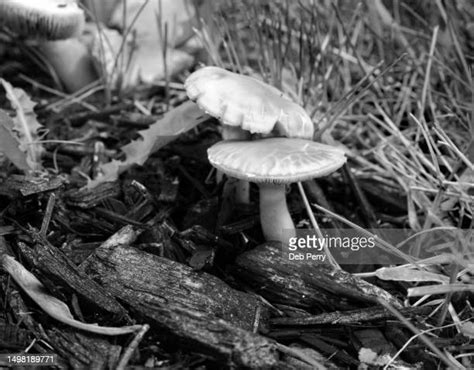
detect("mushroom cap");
top-left (109, 0), bottom-right (200, 48)
top-left (0, 0), bottom-right (85, 40)
top-left (90, 27), bottom-right (194, 90)
top-left (185, 66), bottom-right (314, 139)
top-left (208, 138), bottom-right (346, 184)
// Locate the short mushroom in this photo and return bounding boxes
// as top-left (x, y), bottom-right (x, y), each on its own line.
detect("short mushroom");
top-left (207, 138), bottom-right (346, 243)
top-left (0, 0), bottom-right (96, 92)
top-left (185, 66), bottom-right (315, 203)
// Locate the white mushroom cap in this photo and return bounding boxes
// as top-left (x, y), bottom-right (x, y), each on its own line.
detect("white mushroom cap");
top-left (0, 0), bottom-right (85, 40)
top-left (208, 138), bottom-right (346, 184)
top-left (90, 27), bottom-right (194, 90)
top-left (108, 0), bottom-right (200, 48)
top-left (185, 66), bottom-right (314, 139)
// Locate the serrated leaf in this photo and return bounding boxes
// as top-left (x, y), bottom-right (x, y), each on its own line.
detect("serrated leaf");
top-left (0, 110), bottom-right (30, 171)
top-left (1, 254), bottom-right (143, 336)
top-left (1, 79), bottom-right (44, 171)
top-left (87, 101), bottom-right (208, 188)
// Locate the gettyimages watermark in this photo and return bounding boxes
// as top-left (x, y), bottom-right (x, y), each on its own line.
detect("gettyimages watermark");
top-left (281, 228), bottom-right (473, 265)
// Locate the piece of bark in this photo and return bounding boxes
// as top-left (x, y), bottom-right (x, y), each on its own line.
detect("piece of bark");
top-left (281, 345), bottom-right (339, 370)
top-left (64, 182), bottom-right (122, 209)
top-left (300, 334), bottom-right (359, 367)
top-left (1, 259), bottom-right (121, 369)
top-left (271, 306), bottom-right (431, 327)
top-left (51, 102), bottom-right (130, 127)
top-left (0, 322), bottom-right (32, 350)
top-left (232, 242), bottom-right (402, 312)
top-left (352, 328), bottom-right (396, 355)
top-left (5, 289), bottom-right (118, 369)
top-left (17, 230), bottom-right (128, 318)
top-left (43, 327), bottom-right (121, 369)
top-left (0, 174), bottom-right (65, 197)
top-left (80, 238), bottom-right (279, 368)
top-left (384, 325), bottom-right (437, 367)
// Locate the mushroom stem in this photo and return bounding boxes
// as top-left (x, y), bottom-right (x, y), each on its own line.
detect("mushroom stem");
top-left (40, 39), bottom-right (97, 92)
top-left (221, 126), bottom-right (250, 141)
top-left (258, 183), bottom-right (296, 243)
top-left (82, 0), bottom-right (119, 23)
top-left (219, 126), bottom-right (251, 204)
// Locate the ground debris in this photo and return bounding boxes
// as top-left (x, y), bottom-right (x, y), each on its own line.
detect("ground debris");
top-left (17, 229), bottom-right (129, 319)
top-left (271, 305), bottom-right (431, 326)
top-left (44, 326), bottom-right (122, 369)
top-left (0, 174), bottom-right (65, 197)
top-left (64, 182), bottom-right (122, 209)
top-left (79, 228), bottom-right (280, 368)
top-left (232, 242), bottom-right (402, 311)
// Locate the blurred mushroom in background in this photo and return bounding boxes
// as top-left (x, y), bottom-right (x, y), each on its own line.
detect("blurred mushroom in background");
top-left (81, 0), bottom-right (120, 24)
top-left (85, 0), bottom-right (215, 91)
top-left (89, 27), bottom-right (194, 90)
top-left (0, 0), bottom-right (97, 93)
top-left (109, 0), bottom-right (212, 53)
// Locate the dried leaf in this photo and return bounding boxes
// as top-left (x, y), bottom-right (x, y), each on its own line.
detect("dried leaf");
top-left (0, 79), bottom-right (44, 171)
top-left (87, 101), bottom-right (208, 188)
top-left (1, 254), bottom-right (142, 336)
top-left (374, 266), bottom-right (449, 283)
top-left (358, 348), bottom-right (391, 366)
top-left (460, 321), bottom-right (474, 339)
top-left (0, 110), bottom-right (30, 171)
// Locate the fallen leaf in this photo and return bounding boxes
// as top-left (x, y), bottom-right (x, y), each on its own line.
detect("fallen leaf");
top-left (1, 253), bottom-right (142, 336)
top-left (0, 79), bottom-right (44, 171)
top-left (87, 101), bottom-right (208, 188)
top-left (460, 321), bottom-right (474, 339)
top-left (358, 348), bottom-right (392, 366)
top-left (0, 110), bottom-right (30, 171)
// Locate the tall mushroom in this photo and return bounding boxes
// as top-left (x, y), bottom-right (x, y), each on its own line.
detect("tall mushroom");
top-left (208, 138), bottom-right (346, 243)
top-left (0, 0), bottom-right (96, 92)
top-left (185, 66), bottom-right (315, 203)
top-left (185, 66), bottom-right (314, 139)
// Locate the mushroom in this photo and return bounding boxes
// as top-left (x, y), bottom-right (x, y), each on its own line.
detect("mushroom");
top-left (109, 0), bottom-right (203, 49)
top-left (207, 137), bottom-right (346, 243)
top-left (89, 27), bottom-right (194, 91)
top-left (108, 0), bottom-right (213, 64)
top-left (0, 0), bottom-right (96, 92)
top-left (185, 66), bottom-right (314, 139)
top-left (185, 66), bottom-right (315, 203)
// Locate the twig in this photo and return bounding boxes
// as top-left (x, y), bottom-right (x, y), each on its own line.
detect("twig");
top-left (116, 324), bottom-right (150, 370)
top-left (341, 163), bottom-right (379, 229)
top-left (311, 203), bottom-right (416, 264)
top-left (275, 342), bottom-right (326, 369)
top-left (377, 298), bottom-right (463, 369)
top-left (40, 193), bottom-right (56, 238)
top-left (271, 306), bottom-right (430, 327)
top-left (297, 182), bottom-right (340, 270)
